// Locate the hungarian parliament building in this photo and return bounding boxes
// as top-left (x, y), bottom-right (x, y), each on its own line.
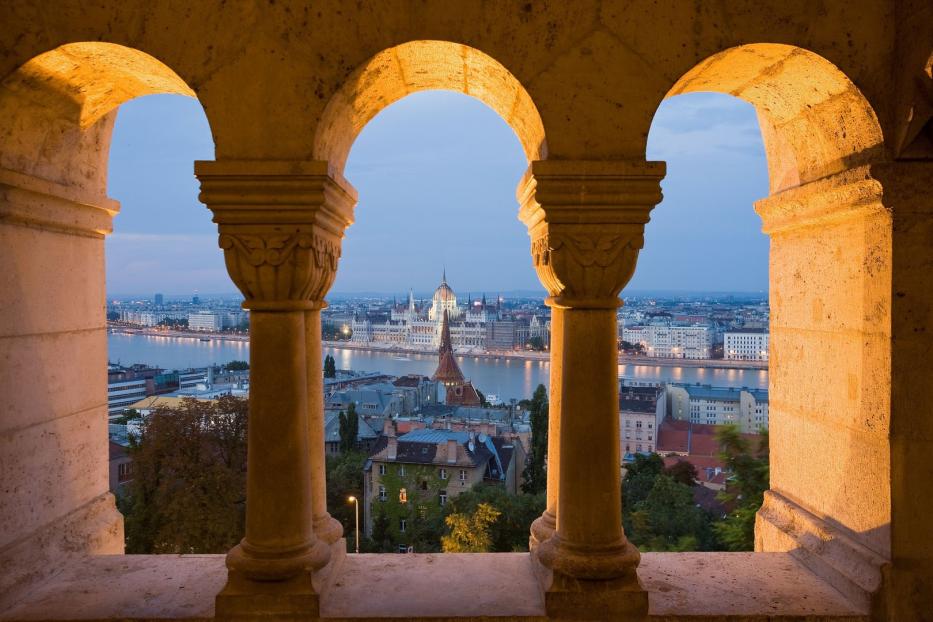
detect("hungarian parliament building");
top-left (350, 272), bottom-right (549, 351)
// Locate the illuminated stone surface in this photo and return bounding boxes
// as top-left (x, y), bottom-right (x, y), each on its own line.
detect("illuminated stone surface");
top-left (0, 1), bottom-right (930, 619)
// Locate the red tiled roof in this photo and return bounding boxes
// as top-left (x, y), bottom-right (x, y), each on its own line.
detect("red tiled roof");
top-left (656, 418), bottom-right (761, 457)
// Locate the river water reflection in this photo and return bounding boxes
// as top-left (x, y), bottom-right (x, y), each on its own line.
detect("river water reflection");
top-left (108, 333), bottom-right (768, 402)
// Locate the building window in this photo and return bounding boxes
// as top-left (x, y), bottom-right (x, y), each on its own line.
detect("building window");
top-left (399, 488), bottom-right (408, 504)
top-left (379, 485), bottom-right (387, 502)
top-left (398, 465), bottom-right (406, 476)
top-left (399, 519), bottom-right (407, 533)
top-left (459, 469), bottom-right (467, 483)
top-left (439, 468), bottom-right (448, 480)
top-left (117, 462), bottom-right (132, 483)
top-left (419, 479), bottom-right (428, 491)
top-left (379, 464), bottom-right (386, 476)
top-left (439, 490), bottom-right (447, 506)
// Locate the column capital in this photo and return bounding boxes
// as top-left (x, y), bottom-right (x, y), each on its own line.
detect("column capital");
top-left (517, 160), bottom-right (665, 309)
top-left (195, 160), bottom-right (356, 311)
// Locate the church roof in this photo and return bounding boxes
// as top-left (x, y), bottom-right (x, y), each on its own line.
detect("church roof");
top-left (433, 309), bottom-right (465, 383)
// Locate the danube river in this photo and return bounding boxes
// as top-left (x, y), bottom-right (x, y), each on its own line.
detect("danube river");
top-left (108, 333), bottom-right (768, 402)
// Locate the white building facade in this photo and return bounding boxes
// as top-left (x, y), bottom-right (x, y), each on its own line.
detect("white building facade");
top-left (665, 384), bottom-right (769, 433)
top-left (352, 274), bottom-right (499, 350)
top-left (724, 330), bottom-right (769, 361)
top-left (622, 325), bottom-right (711, 359)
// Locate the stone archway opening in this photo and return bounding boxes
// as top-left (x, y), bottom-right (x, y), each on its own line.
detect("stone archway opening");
top-left (0, 42), bottom-right (215, 605)
top-left (647, 43), bottom-right (890, 611)
top-left (315, 42), bottom-right (549, 555)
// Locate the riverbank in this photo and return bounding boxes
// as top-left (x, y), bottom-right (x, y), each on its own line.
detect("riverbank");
top-left (107, 325), bottom-right (767, 371)
top-left (109, 325), bottom-right (250, 343)
top-left (321, 341), bottom-right (767, 371)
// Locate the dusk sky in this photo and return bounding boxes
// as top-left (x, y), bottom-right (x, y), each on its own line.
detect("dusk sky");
top-left (106, 91), bottom-right (769, 298)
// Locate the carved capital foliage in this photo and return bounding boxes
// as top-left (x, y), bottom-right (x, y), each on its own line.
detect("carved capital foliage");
top-left (518, 160), bottom-right (665, 308)
top-left (196, 160), bottom-right (356, 309)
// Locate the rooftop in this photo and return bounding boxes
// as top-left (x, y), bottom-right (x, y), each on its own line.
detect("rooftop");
top-left (673, 383), bottom-right (769, 403)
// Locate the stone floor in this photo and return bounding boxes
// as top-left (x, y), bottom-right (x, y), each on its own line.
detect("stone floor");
top-left (0, 552), bottom-right (867, 621)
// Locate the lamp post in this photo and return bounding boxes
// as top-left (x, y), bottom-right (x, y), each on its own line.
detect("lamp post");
top-left (348, 496), bottom-right (359, 554)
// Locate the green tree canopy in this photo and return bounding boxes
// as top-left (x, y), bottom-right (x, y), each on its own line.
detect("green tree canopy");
top-left (119, 396), bottom-right (248, 554)
top-left (323, 354), bottom-right (337, 379)
top-left (338, 403), bottom-right (359, 454)
top-left (714, 426), bottom-right (770, 551)
top-left (521, 384), bottom-right (548, 494)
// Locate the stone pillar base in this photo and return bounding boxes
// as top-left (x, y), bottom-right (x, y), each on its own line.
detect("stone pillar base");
top-left (215, 538), bottom-right (347, 621)
top-left (215, 571), bottom-right (320, 621)
top-left (529, 512), bottom-right (556, 553)
top-left (755, 490), bottom-right (888, 612)
top-left (533, 556), bottom-right (648, 620)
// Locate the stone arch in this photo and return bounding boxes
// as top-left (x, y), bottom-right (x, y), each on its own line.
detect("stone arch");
top-left (0, 41), bottom-right (207, 201)
top-left (651, 43), bottom-right (892, 609)
top-left (0, 43), bottom-right (214, 599)
top-left (663, 43), bottom-right (884, 194)
top-left (313, 40), bottom-right (547, 175)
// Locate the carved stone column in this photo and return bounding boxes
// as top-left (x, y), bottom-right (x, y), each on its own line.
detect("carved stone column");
top-left (196, 160), bottom-right (355, 619)
top-left (306, 304), bottom-right (344, 546)
top-left (518, 160), bottom-right (664, 618)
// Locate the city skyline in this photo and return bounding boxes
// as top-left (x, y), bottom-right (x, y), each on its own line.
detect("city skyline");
top-left (105, 91), bottom-right (769, 296)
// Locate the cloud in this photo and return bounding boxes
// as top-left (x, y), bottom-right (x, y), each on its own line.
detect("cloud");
top-left (648, 93), bottom-right (765, 159)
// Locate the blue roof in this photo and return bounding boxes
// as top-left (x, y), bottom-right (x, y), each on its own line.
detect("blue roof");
top-left (675, 383), bottom-right (768, 403)
top-left (397, 429), bottom-right (470, 444)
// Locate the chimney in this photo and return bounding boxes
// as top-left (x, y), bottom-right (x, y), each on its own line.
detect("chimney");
top-left (383, 418), bottom-right (395, 436)
top-left (447, 439), bottom-right (458, 464)
top-left (387, 437), bottom-right (398, 461)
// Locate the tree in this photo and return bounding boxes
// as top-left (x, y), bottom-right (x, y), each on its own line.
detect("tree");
top-left (665, 459), bottom-right (699, 487)
top-left (521, 384), bottom-right (548, 494)
top-left (325, 449), bottom-right (367, 550)
top-left (323, 354), bottom-right (337, 379)
top-left (445, 484), bottom-right (545, 552)
top-left (157, 317), bottom-right (188, 329)
top-left (370, 508), bottom-right (392, 552)
top-left (526, 336), bottom-right (546, 351)
top-left (107, 311), bottom-right (120, 321)
top-left (713, 426), bottom-right (769, 551)
top-left (623, 452), bottom-right (665, 509)
top-left (441, 502), bottom-right (501, 552)
top-left (224, 360), bottom-right (249, 371)
top-left (338, 403), bottom-right (359, 454)
top-left (622, 453), bottom-right (717, 552)
top-left (118, 396), bottom-right (248, 553)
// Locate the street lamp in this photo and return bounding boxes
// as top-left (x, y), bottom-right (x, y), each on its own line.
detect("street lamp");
top-left (347, 496), bottom-right (359, 554)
